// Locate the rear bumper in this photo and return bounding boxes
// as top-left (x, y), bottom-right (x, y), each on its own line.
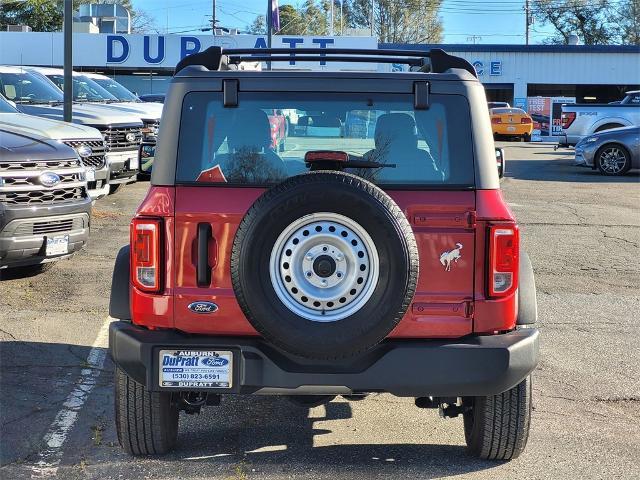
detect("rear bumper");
top-left (109, 321), bottom-right (539, 397)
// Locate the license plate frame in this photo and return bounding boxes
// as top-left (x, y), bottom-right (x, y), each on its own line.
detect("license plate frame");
top-left (159, 349), bottom-right (233, 389)
top-left (46, 235), bottom-right (69, 256)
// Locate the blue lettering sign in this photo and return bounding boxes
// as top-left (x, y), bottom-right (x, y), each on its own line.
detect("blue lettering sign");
top-left (180, 36), bottom-right (201, 60)
top-left (490, 61), bottom-right (502, 76)
top-left (472, 60), bottom-right (484, 76)
top-left (312, 38), bottom-right (334, 65)
top-left (253, 37), bottom-right (268, 49)
top-left (282, 37), bottom-right (303, 65)
top-left (107, 35), bottom-right (129, 63)
top-left (143, 36), bottom-right (165, 64)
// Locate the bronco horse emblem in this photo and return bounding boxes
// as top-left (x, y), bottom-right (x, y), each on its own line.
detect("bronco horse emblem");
top-left (440, 243), bottom-right (463, 272)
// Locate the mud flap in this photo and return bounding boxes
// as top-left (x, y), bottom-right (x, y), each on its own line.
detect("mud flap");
top-left (517, 250), bottom-right (537, 325)
top-left (109, 245), bottom-right (131, 320)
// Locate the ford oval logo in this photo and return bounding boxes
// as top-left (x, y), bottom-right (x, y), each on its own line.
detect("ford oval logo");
top-left (201, 357), bottom-right (229, 367)
top-left (39, 172), bottom-right (61, 188)
top-left (188, 301), bottom-right (218, 314)
top-left (76, 145), bottom-right (93, 158)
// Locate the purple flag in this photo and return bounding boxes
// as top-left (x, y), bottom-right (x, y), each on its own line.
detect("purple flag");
top-left (271, 0), bottom-right (280, 32)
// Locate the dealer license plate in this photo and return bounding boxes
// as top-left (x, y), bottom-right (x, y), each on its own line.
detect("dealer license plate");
top-left (86, 168), bottom-right (95, 181)
top-left (46, 235), bottom-right (69, 256)
top-left (159, 350), bottom-right (233, 388)
top-left (128, 156), bottom-right (139, 170)
top-left (507, 126), bottom-right (516, 132)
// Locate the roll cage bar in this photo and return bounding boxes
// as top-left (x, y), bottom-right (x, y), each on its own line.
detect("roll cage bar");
top-left (174, 47), bottom-right (478, 78)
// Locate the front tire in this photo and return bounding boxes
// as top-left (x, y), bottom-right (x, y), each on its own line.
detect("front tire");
top-left (463, 375), bottom-right (532, 460)
top-left (115, 367), bottom-right (179, 455)
top-left (109, 184), bottom-right (123, 195)
top-left (596, 145), bottom-right (631, 176)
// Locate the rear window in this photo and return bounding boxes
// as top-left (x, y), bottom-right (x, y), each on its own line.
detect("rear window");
top-left (491, 108), bottom-right (526, 115)
top-left (176, 92), bottom-right (474, 188)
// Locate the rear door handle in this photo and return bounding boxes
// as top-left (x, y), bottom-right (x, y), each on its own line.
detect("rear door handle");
top-left (197, 223), bottom-right (212, 287)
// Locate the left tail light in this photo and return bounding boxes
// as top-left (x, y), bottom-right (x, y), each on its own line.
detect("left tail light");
top-left (491, 117), bottom-right (502, 124)
top-left (131, 217), bottom-right (162, 292)
top-left (488, 225), bottom-right (519, 298)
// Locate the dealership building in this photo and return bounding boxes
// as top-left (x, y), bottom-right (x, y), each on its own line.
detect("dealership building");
top-left (0, 31), bottom-right (638, 106)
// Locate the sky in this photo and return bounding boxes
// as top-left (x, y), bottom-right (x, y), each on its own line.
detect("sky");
top-left (132, 0), bottom-right (556, 44)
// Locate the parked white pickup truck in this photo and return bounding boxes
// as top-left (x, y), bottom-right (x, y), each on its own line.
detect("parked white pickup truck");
top-left (559, 91), bottom-right (640, 146)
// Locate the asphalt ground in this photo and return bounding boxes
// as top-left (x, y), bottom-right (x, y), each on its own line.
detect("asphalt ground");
top-left (1, 142), bottom-right (639, 479)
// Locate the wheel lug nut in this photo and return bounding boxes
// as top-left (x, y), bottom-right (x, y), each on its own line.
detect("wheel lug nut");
top-left (306, 253), bottom-right (313, 260)
top-left (336, 272), bottom-right (343, 278)
top-left (336, 253), bottom-right (344, 261)
top-left (321, 279), bottom-right (327, 286)
top-left (306, 271), bottom-right (313, 277)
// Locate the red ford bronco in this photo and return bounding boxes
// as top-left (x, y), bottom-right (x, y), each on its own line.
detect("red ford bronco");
top-left (109, 47), bottom-right (539, 460)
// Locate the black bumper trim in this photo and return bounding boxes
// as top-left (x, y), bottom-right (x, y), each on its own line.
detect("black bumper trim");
top-left (109, 322), bottom-right (539, 397)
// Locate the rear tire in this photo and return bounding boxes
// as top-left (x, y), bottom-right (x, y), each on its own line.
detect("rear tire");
top-left (463, 375), bottom-right (532, 460)
top-left (115, 367), bottom-right (179, 455)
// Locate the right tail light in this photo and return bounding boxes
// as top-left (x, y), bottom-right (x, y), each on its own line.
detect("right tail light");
top-left (521, 117), bottom-right (532, 124)
top-left (561, 111), bottom-right (576, 129)
top-left (130, 217), bottom-right (162, 293)
top-left (488, 225), bottom-right (519, 298)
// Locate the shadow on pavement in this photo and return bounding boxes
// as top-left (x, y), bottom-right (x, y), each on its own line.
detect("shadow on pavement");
top-left (503, 158), bottom-right (640, 183)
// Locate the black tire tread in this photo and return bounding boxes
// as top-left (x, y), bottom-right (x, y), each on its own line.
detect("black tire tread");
top-left (464, 375), bottom-right (532, 460)
top-left (230, 171), bottom-right (419, 360)
top-left (114, 367), bottom-right (178, 455)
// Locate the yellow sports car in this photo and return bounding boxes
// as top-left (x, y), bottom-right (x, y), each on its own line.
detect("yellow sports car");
top-left (490, 107), bottom-right (533, 141)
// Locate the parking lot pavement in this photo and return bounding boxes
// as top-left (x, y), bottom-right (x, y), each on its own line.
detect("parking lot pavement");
top-left (1, 142), bottom-right (638, 479)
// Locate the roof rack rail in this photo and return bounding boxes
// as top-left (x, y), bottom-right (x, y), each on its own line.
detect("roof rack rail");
top-left (174, 47), bottom-right (478, 78)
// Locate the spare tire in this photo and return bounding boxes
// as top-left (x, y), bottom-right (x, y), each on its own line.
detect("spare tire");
top-left (231, 171), bottom-right (418, 360)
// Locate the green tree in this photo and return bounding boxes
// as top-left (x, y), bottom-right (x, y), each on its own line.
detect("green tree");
top-left (346, 0), bottom-right (443, 43)
top-left (248, 14), bottom-right (266, 34)
top-left (0, 0), bottom-right (156, 33)
top-left (277, 4), bottom-right (306, 35)
top-left (617, 0), bottom-right (640, 44)
top-left (0, 0), bottom-right (63, 32)
top-left (532, 0), bottom-right (618, 45)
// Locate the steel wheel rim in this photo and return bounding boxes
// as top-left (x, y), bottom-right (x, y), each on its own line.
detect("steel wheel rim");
top-left (600, 147), bottom-right (627, 174)
top-left (269, 212), bottom-right (380, 322)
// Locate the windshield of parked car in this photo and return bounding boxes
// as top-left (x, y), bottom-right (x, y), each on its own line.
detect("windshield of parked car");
top-left (91, 77), bottom-right (140, 102)
top-left (177, 92), bottom-right (474, 188)
top-left (621, 92), bottom-right (640, 105)
top-left (46, 74), bottom-right (119, 102)
top-left (492, 108), bottom-right (526, 115)
top-left (0, 94), bottom-right (19, 113)
top-left (0, 71), bottom-right (64, 104)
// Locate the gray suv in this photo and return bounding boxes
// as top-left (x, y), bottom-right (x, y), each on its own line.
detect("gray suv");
top-left (0, 129), bottom-right (91, 271)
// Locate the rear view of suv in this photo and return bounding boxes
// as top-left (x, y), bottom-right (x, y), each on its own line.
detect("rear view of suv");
top-left (109, 48), bottom-right (539, 460)
top-left (0, 129), bottom-right (91, 271)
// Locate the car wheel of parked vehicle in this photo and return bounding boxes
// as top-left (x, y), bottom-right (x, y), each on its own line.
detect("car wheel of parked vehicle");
top-left (109, 184), bottom-right (123, 195)
top-left (462, 375), bottom-right (532, 460)
top-left (523, 133), bottom-right (531, 142)
top-left (596, 144), bottom-right (631, 176)
top-left (115, 367), bottom-right (179, 455)
top-left (231, 171), bottom-right (419, 360)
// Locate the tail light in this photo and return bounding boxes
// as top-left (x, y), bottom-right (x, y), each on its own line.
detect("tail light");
top-left (488, 225), bottom-right (519, 298)
top-left (562, 111), bottom-right (576, 129)
top-left (491, 117), bottom-right (502, 124)
top-left (131, 217), bottom-right (162, 292)
top-left (520, 117), bottom-right (532, 124)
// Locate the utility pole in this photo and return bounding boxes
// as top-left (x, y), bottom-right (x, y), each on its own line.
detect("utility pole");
top-left (525, 0), bottom-right (530, 46)
top-left (212, 0), bottom-right (216, 34)
top-left (267, 0), bottom-right (272, 70)
top-left (370, 0), bottom-right (374, 36)
top-left (330, 0), bottom-right (334, 36)
top-left (467, 35), bottom-right (482, 45)
top-left (63, 0), bottom-right (72, 123)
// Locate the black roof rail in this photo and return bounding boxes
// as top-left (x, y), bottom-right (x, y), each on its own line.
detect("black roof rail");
top-left (174, 47), bottom-right (478, 78)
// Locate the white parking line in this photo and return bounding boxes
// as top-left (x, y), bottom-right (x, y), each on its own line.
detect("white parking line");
top-left (30, 318), bottom-right (112, 478)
